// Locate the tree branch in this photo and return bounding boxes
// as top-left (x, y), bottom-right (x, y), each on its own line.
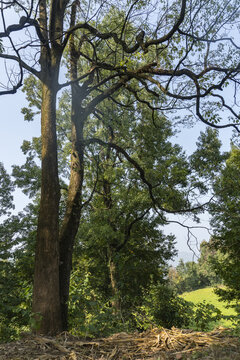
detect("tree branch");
top-left (0, 53), bottom-right (41, 79)
top-left (84, 137), bottom-right (212, 215)
top-left (145, 0), bottom-right (186, 48)
top-left (116, 208), bottom-right (151, 252)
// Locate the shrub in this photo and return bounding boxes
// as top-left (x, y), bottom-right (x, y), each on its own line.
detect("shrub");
top-left (133, 283), bottom-right (194, 330)
top-left (192, 301), bottom-right (222, 331)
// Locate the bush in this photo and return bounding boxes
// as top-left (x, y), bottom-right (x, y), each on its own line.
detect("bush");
top-left (68, 273), bottom-right (224, 337)
top-left (191, 301), bottom-right (222, 331)
top-left (133, 283), bottom-right (194, 330)
top-left (68, 270), bottom-right (134, 337)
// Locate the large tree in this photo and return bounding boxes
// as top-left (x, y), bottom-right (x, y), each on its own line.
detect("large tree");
top-left (0, 0), bottom-right (240, 334)
top-left (74, 99), bottom-right (189, 315)
top-left (210, 146), bottom-right (240, 304)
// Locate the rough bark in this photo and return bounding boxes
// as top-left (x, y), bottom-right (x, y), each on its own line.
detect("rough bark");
top-left (32, 0), bottom-right (67, 335)
top-left (59, 4), bottom-right (85, 329)
top-left (32, 79), bottom-right (62, 334)
top-left (59, 84), bottom-right (85, 330)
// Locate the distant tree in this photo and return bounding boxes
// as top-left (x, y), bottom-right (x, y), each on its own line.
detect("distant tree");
top-left (169, 239), bottom-right (222, 294)
top-left (173, 260), bottom-right (206, 293)
top-left (197, 240), bottom-right (222, 286)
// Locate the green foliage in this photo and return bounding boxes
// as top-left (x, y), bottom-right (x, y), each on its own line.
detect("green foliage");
top-left (190, 128), bottom-right (228, 179)
top-left (0, 258), bottom-right (32, 341)
top-left (181, 287), bottom-right (237, 329)
top-left (133, 285), bottom-right (234, 332)
top-left (134, 283), bottom-right (194, 329)
top-left (66, 94), bottom-right (195, 337)
top-left (29, 313), bottom-right (43, 332)
top-left (170, 243), bottom-right (222, 295)
top-left (173, 260), bottom-right (208, 293)
top-left (12, 152), bottom-right (41, 199)
top-left (0, 163), bottom-right (15, 216)
top-left (197, 241), bottom-right (222, 286)
top-left (189, 128), bottom-right (228, 199)
top-left (21, 75), bottom-right (41, 122)
top-left (0, 165), bottom-right (32, 341)
top-left (68, 267), bottom-right (132, 337)
top-left (0, 187), bottom-right (36, 342)
top-left (192, 301), bottom-right (222, 331)
top-left (2, 104), bottom-right (230, 341)
top-left (210, 146), bottom-right (240, 305)
top-left (229, 305), bottom-right (240, 336)
top-left (68, 273), bottom-right (195, 336)
top-left (1, 0), bottom-right (240, 342)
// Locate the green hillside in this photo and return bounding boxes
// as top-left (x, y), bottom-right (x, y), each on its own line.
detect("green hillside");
top-left (181, 287), bottom-right (237, 328)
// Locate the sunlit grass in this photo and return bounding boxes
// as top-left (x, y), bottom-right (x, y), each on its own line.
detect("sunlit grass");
top-left (180, 287), bottom-right (237, 328)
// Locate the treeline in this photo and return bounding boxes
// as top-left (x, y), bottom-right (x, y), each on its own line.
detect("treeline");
top-left (169, 240), bottom-right (222, 294)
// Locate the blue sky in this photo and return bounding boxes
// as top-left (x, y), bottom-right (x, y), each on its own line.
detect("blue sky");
top-left (0, 91), bottom-right (40, 170)
top-left (0, 89), bottom-right (40, 211)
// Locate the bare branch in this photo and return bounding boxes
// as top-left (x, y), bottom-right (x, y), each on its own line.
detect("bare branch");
top-left (145, 0), bottom-right (186, 48)
top-left (84, 77), bottom-right (128, 116)
top-left (0, 53), bottom-right (41, 78)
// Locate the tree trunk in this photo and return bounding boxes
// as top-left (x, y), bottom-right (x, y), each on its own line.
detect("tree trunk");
top-left (59, 84), bottom-right (85, 330)
top-left (32, 80), bottom-right (62, 334)
top-left (59, 4), bottom-right (86, 329)
top-left (108, 248), bottom-right (121, 314)
top-left (30, 0), bottom-right (70, 334)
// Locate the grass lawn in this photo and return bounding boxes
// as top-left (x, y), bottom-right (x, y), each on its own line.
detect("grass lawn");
top-left (180, 287), bottom-right (237, 328)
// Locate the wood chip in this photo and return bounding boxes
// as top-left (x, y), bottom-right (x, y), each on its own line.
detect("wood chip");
top-left (0, 327), bottom-right (239, 359)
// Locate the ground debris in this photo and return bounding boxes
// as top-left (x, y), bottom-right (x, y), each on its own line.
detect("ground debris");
top-left (0, 327), bottom-right (239, 359)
